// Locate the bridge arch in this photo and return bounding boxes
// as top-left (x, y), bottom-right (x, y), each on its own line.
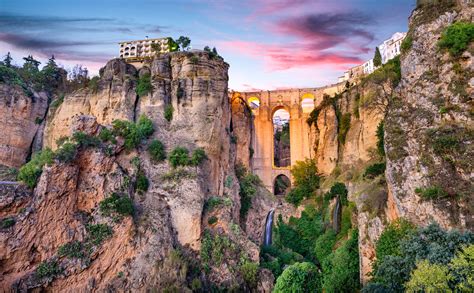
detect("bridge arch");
top-left (273, 174), bottom-right (291, 195)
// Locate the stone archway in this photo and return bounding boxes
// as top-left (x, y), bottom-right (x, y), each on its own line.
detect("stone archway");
top-left (273, 174), bottom-right (291, 195)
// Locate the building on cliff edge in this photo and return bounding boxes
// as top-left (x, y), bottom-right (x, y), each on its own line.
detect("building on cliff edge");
top-left (119, 37), bottom-right (172, 64)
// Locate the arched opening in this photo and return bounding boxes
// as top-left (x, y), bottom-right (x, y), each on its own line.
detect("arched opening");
top-left (274, 174), bottom-right (291, 195)
top-left (273, 108), bottom-right (290, 168)
top-left (247, 96), bottom-right (260, 109)
top-left (301, 93), bottom-right (315, 113)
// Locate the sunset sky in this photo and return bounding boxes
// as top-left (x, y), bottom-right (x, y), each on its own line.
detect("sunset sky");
top-left (0, 0), bottom-right (415, 90)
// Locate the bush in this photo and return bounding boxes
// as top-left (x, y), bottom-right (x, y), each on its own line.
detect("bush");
top-left (376, 121), bottom-right (385, 156)
top-left (286, 159), bottom-right (320, 206)
top-left (54, 142), bottom-right (77, 163)
top-left (86, 224), bottom-right (113, 245)
top-left (375, 219), bottom-right (415, 265)
top-left (364, 162), bottom-right (386, 179)
top-left (405, 260), bottom-right (451, 291)
top-left (400, 35), bottom-right (413, 54)
top-left (164, 104), bottom-right (174, 122)
top-left (136, 73), bottom-right (152, 97)
top-left (169, 147), bottom-right (190, 168)
top-left (207, 216), bottom-right (218, 225)
top-left (338, 113), bottom-right (351, 145)
top-left (449, 244), bottom-right (474, 291)
top-left (273, 262), bottom-right (321, 293)
top-left (99, 127), bottom-right (116, 143)
top-left (0, 217), bottom-right (15, 229)
top-left (205, 197), bottom-right (224, 211)
top-left (18, 149), bottom-right (54, 188)
top-left (238, 169), bottom-right (260, 221)
top-left (240, 261), bottom-right (258, 288)
top-left (136, 171), bottom-right (149, 192)
top-left (99, 193), bottom-right (134, 216)
top-left (112, 115), bottom-right (154, 150)
top-left (314, 229), bottom-right (336, 264)
top-left (285, 186), bottom-right (309, 207)
top-left (148, 139), bottom-right (166, 162)
top-left (438, 22), bottom-right (474, 57)
top-left (58, 241), bottom-right (84, 259)
top-left (36, 260), bottom-right (61, 279)
top-left (190, 148), bottom-right (206, 166)
top-left (324, 182), bottom-right (349, 206)
top-left (72, 131), bottom-right (100, 147)
top-left (415, 186), bottom-right (449, 200)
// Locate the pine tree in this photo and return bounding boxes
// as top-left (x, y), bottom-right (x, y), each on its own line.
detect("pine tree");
top-left (3, 52), bottom-right (13, 67)
top-left (374, 47), bottom-right (382, 67)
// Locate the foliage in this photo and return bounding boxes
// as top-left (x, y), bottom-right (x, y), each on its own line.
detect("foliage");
top-left (207, 216), bottom-right (218, 225)
top-left (400, 35), bottom-right (413, 54)
top-left (373, 47), bottom-right (382, 67)
top-left (365, 56), bottom-right (401, 89)
top-left (449, 244), bottom-right (474, 291)
top-left (323, 182), bottom-right (348, 206)
top-left (237, 165), bottom-right (260, 221)
top-left (148, 139), bottom-right (166, 162)
top-left (168, 37), bottom-right (179, 52)
top-left (36, 260), bottom-right (61, 279)
top-left (204, 46), bottom-right (222, 60)
top-left (314, 229), bottom-right (336, 265)
top-left (136, 73), bottom-right (152, 97)
top-left (18, 149), bottom-right (54, 188)
top-left (50, 95), bottom-right (64, 109)
top-left (168, 147), bottom-right (190, 168)
top-left (86, 224), bottom-right (113, 245)
top-left (161, 168), bottom-right (195, 182)
top-left (54, 142), bottom-right (77, 163)
top-left (164, 104), bottom-right (174, 122)
top-left (322, 229), bottom-right (360, 292)
top-left (286, 159), bottom-right (320, 206)
top-left (0, 217), bottom-right (15, 229)
top-left (99, 193), bottom-right (134, 217)
top-left (415, 186), bottom-right (449, 200)
top-left (189, 148), bottom-right (207, 166)
top-left (98, 127), bottom-right (116, 144)
top-left (136, 170), bottom-right (149, 192)
top-left (58, 241), bottom-right (85, 259)
top-left (376, 121), bottom-right (385, 156)
top-left (240, 261), bottom-right (258, 288)
top-left (338, 113), bottom-right (351, 145)
top-left (364, 162), bottom-right (386, 179)
top-left (205, 197), bottom-right (227, 211)
top-left (176, 36), bottom-right (191, 51)
top-left (200, 231), bottom-right (237, 268)
top-left (375, 219), bottom-right (415, 266)
top-left (438, 22), bottom-right (474, 57)
top-left (72, 131), bottom-right (100, 148)
top-left (273, 262), bottom-right (321, 293)
top-left (112, 115), bottom-right (154, 150)
top-left (405, 260), bottom-right (451, 291)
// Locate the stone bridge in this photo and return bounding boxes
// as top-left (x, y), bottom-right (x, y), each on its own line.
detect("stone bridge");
top-left (237, 83), bottom-right (345, 192)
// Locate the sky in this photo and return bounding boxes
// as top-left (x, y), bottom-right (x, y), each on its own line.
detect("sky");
top-left (0, 0), bottom-right (415, 90)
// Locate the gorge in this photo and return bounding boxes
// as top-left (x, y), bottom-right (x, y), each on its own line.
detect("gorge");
top-left (0, 1), bottom-right (473, 292)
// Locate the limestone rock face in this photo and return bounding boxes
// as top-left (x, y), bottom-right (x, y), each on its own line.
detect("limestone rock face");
top-left (386, 4), bottom-right (474, 230)
top-left (0, 85), bottom-right (49, 167)
top-left (314, 106), bottom-right (338, 175)
top-left (231, 93), bottom-right (253, 168)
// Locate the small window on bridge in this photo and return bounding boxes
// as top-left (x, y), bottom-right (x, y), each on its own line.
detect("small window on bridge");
top-left (301, 93), bottom-right (315, 113)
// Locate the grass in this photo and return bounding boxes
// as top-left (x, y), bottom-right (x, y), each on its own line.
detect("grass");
top-left (415, 186), bottom-right (449, 200)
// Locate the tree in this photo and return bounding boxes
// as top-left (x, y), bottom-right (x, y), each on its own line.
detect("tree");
top-left (3, 52), bottom-right (12, 67)
top-left (405, 260), bottom-right (451, 292)
top-left (42, 55), bottom-right (62, 92)
top-left (449, 244), bottom-right (474, 291)
top-left (374, 47), bottom-right (382, 67)
top-left (273, 262), bottom-right (321, 293)
top-left (176, 36), bottom-right (191, 51)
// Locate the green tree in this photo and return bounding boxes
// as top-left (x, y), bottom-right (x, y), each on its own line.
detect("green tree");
top-left (405, 260), bottom-right (451, 292)
top-left (3, 52), bottom-right (12, 67)
top-left (449, 244), bottom-right (474, 291)
top-left (176, 36), bottom-right (191, 51)
top-left (374, 47), bottom-right (382, 67)
top-left (169, 147), bottom-right (190, 168)
top-left (273, 262), bottom-right (321, 293)
top-left (148, 139), bottom-right (166, 162)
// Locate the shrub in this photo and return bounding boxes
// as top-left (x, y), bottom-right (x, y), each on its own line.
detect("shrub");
top-left (36, 260), bottom-right (61, 279)
top-left (400, 35), bottom-right (413, 54)
top-left (286, 159), bottom-right (320, 206)
top-left (99, 127), bottom-right (115, 143)
top-left (314, 229), bottom-right (336, 264)
top-left (238, 169), bottom-right (260, 221)
top-left (54, 142), bottom-right (77, 163)
top-left (137, 114), bottom-right (154, 138)
top-left (324, 182), bottom-right (348, 206)
top-left (0, 217), bottom-right (15, 229)
top-left (376, 121), bottom-right (385, 156)
top-left (72, 131), bottom-right (100, 147)
top-left (273, 262), bottom-right (321, 293)
top-left (148, 139), bottom-right (166, 162)
top-left (438, 22), bottom-right (474, 57)
top-left (161, 168), bottom-right (195, 182)
top-left (136, 171), bottom-right (149, 192)
top-left (169, 147), bottom-right (189, 168)
top-left (99, 193), bottom-right (134, 216)
top-left (285, 186), bottom-right (309, 207)
top-left (338, 113), bottom-right (351, 145)
top-left (58, 241), bottom-right (84, 259)
top-left (207, 216), bottom-right (218, 225)
top-left (205, 197), bottom-right (224, 211)
top-left (240, 261), bottom-right (258, 288)
top-left (136, 73), bottom-right (152, 97)
top-left (364, 162), bottom-right (386, 179)
top-left (405, 260), bottom-right (451, 292)
top-left (449, 244), bottom-right (474, 291)
top-left (375, 219), bottom-right (415, 265)
top-left (18, 148), bottom-right (54, 188)
top-left (112, 115), bottom-right (154, 150)
top-left (164, 104), bottom-right (174, 122)
top-left (415, 186), bottom-right (449, 200)
top-left (189, 148), bottom-right (207, 166)
top-left (86, 224), bottom-right (113, 245)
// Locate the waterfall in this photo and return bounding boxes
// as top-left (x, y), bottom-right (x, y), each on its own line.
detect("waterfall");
top-left (333, 196), bottom-right (341, 233)
top-left (263, 209), bottom-right (275, 246)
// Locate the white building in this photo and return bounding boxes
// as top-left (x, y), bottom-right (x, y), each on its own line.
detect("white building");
top-left (363, 59), bottom-right (375, 75)
top-left (379, 32), bottom-right (406, 64)
top-left (119, 37), bottom-right (170, 60)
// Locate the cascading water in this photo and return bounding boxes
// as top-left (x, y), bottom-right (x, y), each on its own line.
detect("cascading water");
top-left (263, 209), bottom-right (275, 246)
top-left (333, 196), bottom-right (341, 233)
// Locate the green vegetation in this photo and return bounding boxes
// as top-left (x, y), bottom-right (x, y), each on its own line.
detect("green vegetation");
top-left (136, 73), bottom-right (152, 97)
top-left (50, 95), bottom-right (64, 109)
top-left (161, 168), bottom-right (196, 182)
top-left (401, 35), bottom-right (413, 54)
top-left (205, 196), bottom-right (232, 212)
top-left (273, 262), bottom-right (321, 293)
top-left (323, 182), bottom-right (348, 206)
top-left (285, 159), bottom-right (320, 206)
top-left (0, 217), bottom-right (15, 229)
top-left (36, 260), bottom-right (61, 279)
top-left (99, 127), bottom-right (116, 143)
top-left (366, 222), bottom-right (474, 292)
top-left (86, 224), bottom-right (113, 245)
top-left (164, 104), bottom-right (174, 122)
top-left (314, 229), bottom-right (336, 265)
top-left (240, 261), bottom-right (258, 288)
top-left (176, 36), bottom-right (191, 51)
top-left (72, 131), bottom-right (101, 147)
top-left (17, 148), bottom-right (54, 188)
top-left (136, 170), bottom-right (149, 192)
top-left (373, 47), bottom-right (382, 67)
top-left (338, 113), bottom-right (351, 145)
top-left (376, 121), bottom-right (385, 157)
top-left (207, 216), bottom-right (218, 225)
top-left (414, 0), bottom-right (457, 26)
top-left (189, 148), bottom-right (207, 166)
top-left (169, 147), bottom-right (190, 168)
top-left (54, 142), bottom-right (77, 163)
top-left (99, 193), bottom-right (134, 217)
top-left (200, 230), bottom-right (237, 268)
top-left (364, 162), bottom-right (386, 179)
top-left (236, 164), bottom-right (260, 222)
top-left (405, 260), bottom-right (451, 291)
top-left (112, 115), bottom-right (154, 150)
top-left (438, 22), bottom-right (474, 57)
top-left (415, 186), bottom-right (449, 200)
top-left (58, 241), bottom-right (85, 259)
top-left (204, 46), bottom-right (222, 60)
top-left (148, 139), bottom-right (166, 162)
